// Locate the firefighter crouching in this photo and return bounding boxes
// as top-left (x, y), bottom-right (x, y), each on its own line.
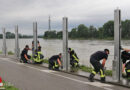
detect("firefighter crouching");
top-left (48, 53), bottom-right (62, 71)
top-left (68, 48), bottom-right (79, 68)
top-left (33, 46), bottom-right (44, 64)
top-left (121, 50), bottom-right (130, 80)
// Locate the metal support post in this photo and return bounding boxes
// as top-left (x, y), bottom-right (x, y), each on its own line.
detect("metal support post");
top-left (112, 9), bottom-right (122, 82)
top-left (2, 28), bottom-right (7, 56)
top-left (62, 17), bottom-right (70, 71)
top-left (15, 25), bottom-right (20, 58)
top-left (33, 22), bottom-right (38, 57)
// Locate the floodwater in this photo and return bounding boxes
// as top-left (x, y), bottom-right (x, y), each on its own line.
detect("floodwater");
top-left (0, 38), bottom-right (130, 70)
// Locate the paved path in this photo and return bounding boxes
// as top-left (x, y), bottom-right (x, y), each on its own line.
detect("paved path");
top-left (0, 57), bottom-right (129, 90)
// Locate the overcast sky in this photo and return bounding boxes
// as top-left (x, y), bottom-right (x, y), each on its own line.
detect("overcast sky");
top-left (0, 0), bottom-right (130, 35)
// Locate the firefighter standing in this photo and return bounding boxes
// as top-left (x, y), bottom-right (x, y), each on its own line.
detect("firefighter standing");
top-left (88, 49), bottom-right (109, 83)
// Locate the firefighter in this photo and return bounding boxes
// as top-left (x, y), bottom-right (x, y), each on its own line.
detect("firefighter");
top-left (48, 53), bottom-right (62, 71)
top-left (68, 48), bottom-right (79, 68)
top-left (33, 46), bottom-right (44, 64)
top-left (32, 40), bottom-right (40, 51)
top-left (88, 49), bottom-right (109, 83)
top-left (125, 61), bottom-right (130, 81)
top-left (21, 45), bottom-right (31, 63)
top-left (121, 48), bottom-right (130, 80)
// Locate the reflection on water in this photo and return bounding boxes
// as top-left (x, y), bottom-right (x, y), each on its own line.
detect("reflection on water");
top-left (0, 39), bottom-right (130, 70)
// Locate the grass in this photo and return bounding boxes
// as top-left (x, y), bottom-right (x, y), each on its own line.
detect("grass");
top-left (0, 51), bottom-right (2, 54)
top-left (104, 70), bottom-right (112, 76)
top-left (79, 65), bottom-right (93, 73)
top-left (8, 51), bottom-right (14, 55)
top-left (42, 59), bottom-right (49, 64)
top-left (42, 59), bottom-right (113, 76)
top-left (79, 65), bottom-right (112, 76)
top-left (2, 81), bottom-right (18, 90)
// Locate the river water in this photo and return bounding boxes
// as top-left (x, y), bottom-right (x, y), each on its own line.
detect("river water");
top-left (0, 39), bottom-right (130, 70)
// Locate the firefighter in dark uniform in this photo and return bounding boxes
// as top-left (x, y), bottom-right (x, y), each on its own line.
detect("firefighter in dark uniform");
top-left (49, 53), bottom-right (62, 70)
top-left (88, 49), bottom-right (109, 83)
top-left (21, 45), bottom-right (31, 63)
top-left (68, 48), bottom-right (79, 68)
top-left (121, 48), bottom-right (130, 80)
top-left (125, 61), bottom-right (130, 80)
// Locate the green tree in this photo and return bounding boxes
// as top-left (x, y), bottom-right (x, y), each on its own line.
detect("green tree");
top-left (88, 25), bottom-right (97, 38)
top-left (102, 20), bottom-right (114, 38)
top-left (43, 30), bottom-right (57, 39)
top-left (122, 20), bottom-right (130, 39)
top-left (57, 31), bottom-right (62, 39)
top-left (98, 27), bottom-right (104, 39)
top-left (69, 28), bottom-right (77, 39)
top-left (77, 24), bottom-right (88, 38)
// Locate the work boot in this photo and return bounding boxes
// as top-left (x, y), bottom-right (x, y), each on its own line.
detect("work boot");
top-left (20, 59), bottom-right (23, 63)
top-left (100, 77), bottom-right (106, 83)
top-left (54, 67), bottom-right (60, 71)
top-left (88, 73), bottom-right (95, 82)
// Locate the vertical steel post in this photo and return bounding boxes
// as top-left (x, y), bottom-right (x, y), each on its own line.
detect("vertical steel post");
top-left (113, 9), bottom-right (122, 82)
top-left (63, 17), bottom-right (70, 71)
top-left (33, 22), bottom-right (38, 56)
top-left (15, 25), bottom-right (20, 58)
top-left (2, 28), bottom-right (7, 56)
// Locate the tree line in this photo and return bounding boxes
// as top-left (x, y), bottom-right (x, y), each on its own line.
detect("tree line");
top-left (0, 32), bottom-right (43, 39)
top-left (43, 20), bottom-right (130, 40)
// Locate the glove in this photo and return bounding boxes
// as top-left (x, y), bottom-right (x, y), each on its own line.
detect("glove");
top-left (27, 59), bottom-right (32, 64)
top-left (122, 72), bottom-right (126, 78)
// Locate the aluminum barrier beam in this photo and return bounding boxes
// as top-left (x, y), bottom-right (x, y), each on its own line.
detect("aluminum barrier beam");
top-left (15, 25), bottom-right (20, 58)
top-left (2, 28), bottom-right (7, 56)
top-left (33, 22), bottom-right (38, 56)
top-left (113, 9), bottom-right (122, 82)
top-left (62, 17), bottom-right (70, 71)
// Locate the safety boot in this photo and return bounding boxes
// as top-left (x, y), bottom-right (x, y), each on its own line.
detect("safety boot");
top-left (101, 77), bottom-right (106, 83)
top-left (88, 73), bottom-right (95, 82)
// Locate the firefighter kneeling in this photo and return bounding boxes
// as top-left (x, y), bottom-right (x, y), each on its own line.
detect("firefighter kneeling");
top-left (48, 53), bottom-right (62, 71)
top-left (33, 46), bottom-right (44, 64)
